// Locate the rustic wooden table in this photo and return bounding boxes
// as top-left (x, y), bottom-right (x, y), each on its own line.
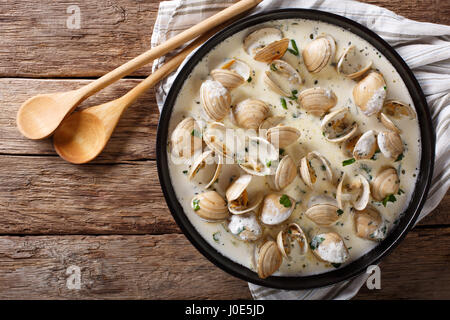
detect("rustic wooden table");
top-left (0, 0), bottom-right (449, 300)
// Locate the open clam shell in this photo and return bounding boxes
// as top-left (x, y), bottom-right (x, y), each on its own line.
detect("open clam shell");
top-left (353, 130), bottom-right (378, 160)
top-left (226, 174), bottom-right (263, 215)
top-left (305, 195), bottom-right (340, 226)
top-left (243, 27), bottom-right (289, 63)
top-left (239, 136), bottom-right (278, 176)
top-left (382, 100), bottom-right (416, 119)
top-left (336, 173), bottom-right (371, 211)
top-left (255, 239), bottom-right (282, 279)
top-left (302, 35), bottom-right (336, 73)
top-left (191, 191), bottom-right (229, 222)
top-left (377, 131), bottom-right (403, 160)
top-left (188, 150), bottom-right (222, 189)
top-left (170, 117), bottom-right (203, 160)
top-left (228, 212), bottom-right (262, 242)
top-left (353, 71), bottom-right (386, 117)
top-left (211, 59), bottom-right (251, 89)
top-left (298, 87), bottom-right (337, 117)
top-left (321, 108), bottom-right (358, 143)
top-left (299, 151), bottom-right (333, 188)
top-left (267, 125), bottom-right (301, 148)
top-left (354, 206), bottom-right (387, 241)
top-left (232, 99), bottom-right (269, 130)
top-left (277, 223), bottom-right (308, 259)
top-left (200, 79), bottom-right (231, 121)
top-left (371, 167), bottom-right (400, 201)
top-left (337, 45), bottom-right (373, 79)
top-left (260, 193), bottom-right (295, 225)
top-left (310, 232), bottom-right (349, 264)
top-left (264, 59), bottom-right (302, 96)
top-left (203, 122), bottom-right (244, 159)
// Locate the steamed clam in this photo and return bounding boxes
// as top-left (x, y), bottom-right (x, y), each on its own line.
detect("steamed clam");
top-left (232, 99), bottom-right (270, 130)
top-left (239, 136), bottom-right (278, 176)
top-left (277, 223), bottom-right (308, 259)
top-left (211, 59), bottom-right (251, 89)
top-left (264, 59), bottom-right (302, 96)
top-left (255, 239), bottom-right (282, 279)
top-left (191, 191), bottom-right (229, 222)
top-left (353, 130), bottom-right (378, 160)
top-left (305, 195), bottom-right (341, 226)
top-left (243, 27), bottom-right (289, 63)
top-left (203, 122), bottom-right (244, 159)
top-left (267, 125), bottom-right (301, 148)
top-left (170, 117), bottom-right (203, 160)
top-left (228, 212), bottom-right (262, 241)
top-left (380, 100), bottom-right (416, 133)
top-left (337, 45), bottom-right (373, 79)
top-left (188, 150), bottom-right (222, 189)
top-left (299, 151), bottom-right (333, 188)
top-left (200, 79), bottom-right (231, 121)
top-left (321, 108), bottom-right (358, 143)
top-left (271, 155), bottom-right (297, 191)
top-left (298, 87), bottom-right (337, 116)
top-left (226, 174), bottom-right (263, 215)
top-left (371, 167), bottom-right (400, 201)
top-left (310, 232), bottom-right (349, 264)
top-left (302, 35), bottom-right (336, 73)
top-left (354, 206), bottom-right (387, 241)
top-left (377, 131), bottom-right (403, 160)
top-left (353, 71), bottom-right (386, 116)
top-left (259, 193), bottom-right (295, 225)
top-left (336, 173), bottom-right (371, 211)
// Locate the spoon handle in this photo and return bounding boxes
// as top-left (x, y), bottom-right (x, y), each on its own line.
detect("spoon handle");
top-left (77, 0), bottom-right (261, 98)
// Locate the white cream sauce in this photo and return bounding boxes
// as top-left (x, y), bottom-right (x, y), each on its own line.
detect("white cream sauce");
top-left (167, 19), bottom-right (421, 276)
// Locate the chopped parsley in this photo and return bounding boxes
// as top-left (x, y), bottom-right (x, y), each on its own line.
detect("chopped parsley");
top-left (182, 170), bottom-right (188, 175)
top-left (331, 263), bottom-right (341, 268)
top-left (192, 198), bottom-right (200, 211)
top-left (266, 160), bottom-right (272, 168)
top-left (281, 97), bottom-right (288, 110)
top-left (395, 153), bottom-right (404, 162)
top-left (398, 188), bottom-right (405, 195)
top-left (382, 194), bottom-right (396, 207)
top-left (247, 76), bottom-right (252, 83)
top-left (279, 194), bottom-right (292, 208)
top-left (342, 158), bottom-right (356, 166)
top-left (310, 236), bottom-right (325, 250)
top-left (212, 232), bottom-right (220, 243)
top-left (287, 39), bottom-right (299, 56)
top-left (337, 209), bottom-right (344, 216)
top-left (288, 89), bottom-right (298, 100)
top-left (270, 63), bottom-right (278, 71)
top-left (191, 129), bottom-right (201, 138)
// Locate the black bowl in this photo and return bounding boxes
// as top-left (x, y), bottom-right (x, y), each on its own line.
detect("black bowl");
top-left (157, 9), bottom-right (434, 290)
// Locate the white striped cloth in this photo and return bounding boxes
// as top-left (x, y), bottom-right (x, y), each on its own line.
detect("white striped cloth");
top-left (151, 0), bottom-right (450, 300)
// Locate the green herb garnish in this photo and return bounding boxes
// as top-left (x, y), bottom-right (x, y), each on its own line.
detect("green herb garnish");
top-left (270, 63), bottom-right (278, 71)
top-left (288, 89), bottom-right (298, 100)
top-left (331, 263), bottom-right (341, 268)
top-left (266, 160), bottom-right (272, 168)
top-left (398, 188), bottom-right (405, 195)
top-left (192, 198), bottom-right (200, 211)
top-left (287, 39), bottom-right (299, 56)
top-left (182, 170), bottom-right (188, 175)
top-left (191, 129), bottom-right (201, 138)
top-left (395, 153), bottom-right (404, 162)
top-left (382, 194), bottom-right (396, 207)
top-left (247, 76), bottom-right (252, 83)
top-left (213, 232), bottom-right (220, 243)
top-left (279, 194), bottom-right (292, 208)
top-left (281, 97), bottom-right (287, 110)
top-left (342, 158), bottom-right (356, 166)
top-left (337, 209), bottom-right (344, 216)
top-left (310, 236), bottom-right (325, 250)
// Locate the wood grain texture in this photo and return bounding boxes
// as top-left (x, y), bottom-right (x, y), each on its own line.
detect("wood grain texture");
top-left (0, 0), bottom-right (448, 78)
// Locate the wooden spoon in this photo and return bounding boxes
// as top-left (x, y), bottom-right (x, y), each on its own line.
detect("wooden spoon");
top-left (16, 0), bottom-right (261, 140)
top-left (52, 32), bottom-right (207, 164)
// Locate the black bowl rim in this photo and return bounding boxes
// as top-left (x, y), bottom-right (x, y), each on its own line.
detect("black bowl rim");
top-left (156, 8), bottom-right (435, 290)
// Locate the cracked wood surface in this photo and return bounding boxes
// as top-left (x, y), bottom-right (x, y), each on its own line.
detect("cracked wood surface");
top-left (0, 0), bottom-right (448, 300)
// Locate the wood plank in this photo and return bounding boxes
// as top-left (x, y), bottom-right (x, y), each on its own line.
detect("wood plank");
top-left (0, 0), bottom-right (448, 78)
top-left (0, 78), bottom-right (158, 161)
top-left (0, 234), bottom-right (252, 299)
top-left (355, 226), bottom-right (450, 299)
top-left (0, 227), bottom-right (448, 299)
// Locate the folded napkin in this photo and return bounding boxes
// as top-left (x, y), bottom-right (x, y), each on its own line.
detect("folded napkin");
top-left (151, 0), bottom-right (450, 300)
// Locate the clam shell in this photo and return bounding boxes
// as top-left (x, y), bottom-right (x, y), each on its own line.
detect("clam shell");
top-left (276, 223), bottom-right (308, 259)
top-left (354, 206), bottom-right (386, 241)
top-left (305, 196), bottom-right (340, 226)
top-left (298, 87), bottom-right (337, 116)
top-left (260, 193), bottom-right (295, 225)
top-left (228, 212), bottom-right (262, 242)
top-left (188, 150), bottom-right (222, 189)
top-left (311, 232), bottom-right (349, 264)
top-left (273, 155), bottom-right (297, 190)
top-left (203, 122), bottom-right (244, 159)
top-left (170, 117), bottom-right (202, 160)
top-left (321, 108), bottom-right (358, 143)
top-left (192, 191), bottom-right (229, 222)
top-left (382, 100), bottom-right (416, 119)
top-left (239, 136), bottom-right (278, 176)
top-left (211, 59), bottom-right (250, 89)
top-left (353, 71), bottom-right (386, 116)
top-left (259, 116), bottom-right (285, 131)
top-left (377, 131), bottom-right (403, 160)
top-left (232, 99), bottom-right (269, 130)
top-left (302, 35), bottom-right (336, 73)
top-left (379, 113), bottom-right (401, 134)
top-left (256, 239), bottom-right (282, 279)
top-left (337, 173), bottom-right (370, 211)
top-left (337, 45), bottom-right (373, 79)
top-left (200, 80), bottom-right (231, 121)
top-left (253, 38), bottom-right (289, 63)
top-left (299, 151), bottom-right (333, 188)
top-left (243, 27), bottom-right (283, 56)
top-left (353, 130), bottom-right (378, 160)
top-left (371, 167), bottom-right (400, 201)
top-left (264, 59), bottom-right (302, 96)
top-left (267, 125), bottom-right (301, 148)
top-left (226, 175), bottom-right (263, 215)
